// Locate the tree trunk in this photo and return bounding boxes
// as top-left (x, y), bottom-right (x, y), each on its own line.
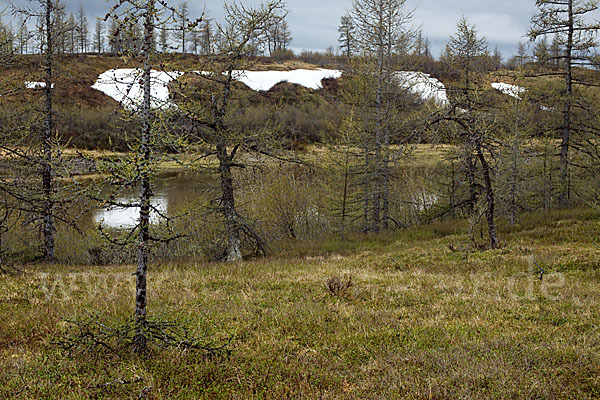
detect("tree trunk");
top-left (559, 1), bottom-right (573, 209)
top-left (382, 77), bottom-right (391, 231)
top-left (464, 143), bottom-right (477, 215)
top-left (372, 46), bottom-right (384, 233)
top-left (381, 15), bottom-right (394, 231)
top-left (0, 232), bottom-right (3, 269)
top-left (134, 0), bottom-right (155, 351)
top-left (450, 160), bottom-right (456, 218)
top-left (362, 128), bottom-right (370, 232)
top-left (510, 107), bottom-right (519, 225)
top-left (340, 148), bottom-right (350, 240)
top-left (42, 0), bottom-right (55, 263)
top-left (477, 145), bottom-right (499, 249)
top-left (217, 138), bottom-right (242, 261)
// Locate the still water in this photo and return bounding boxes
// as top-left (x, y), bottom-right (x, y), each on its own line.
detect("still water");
top-left (93, 194), bottom-right (169, 228)
top-left (91, 172), bottom-right (214, 229)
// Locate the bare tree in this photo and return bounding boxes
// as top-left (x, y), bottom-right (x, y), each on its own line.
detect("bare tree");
top-left (434, 17), bottom-right (499, 249)
top-left (100, 0), bottom-right (202, 352)
top-left (174, 2), bottom-right (189, 53)
top-left (77, 4), bottom-right (88, 53)
top-left (159, 22), bottom-right (169, 52)
top-left (16, 16), bottom-right (29, 54)
top-left (529, 0), bottom-right (600, 208)
top-left (338, 13), bottom-right (355, 59)
top-left (176, 1), bottom-right (285, 261)
top-left (5, 0), bottom-right (69, 261)
top-left (351, 0), bottom-right (413, 232)
top-left (200, 19), bottom-right (212, 55)
top-left (94, 20), bottom-right (104, 53)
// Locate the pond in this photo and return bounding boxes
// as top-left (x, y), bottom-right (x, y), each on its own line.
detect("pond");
top-left (91, 172), bottom-right (215, 229)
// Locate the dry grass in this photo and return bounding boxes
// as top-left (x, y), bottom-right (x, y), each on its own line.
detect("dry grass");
top-left (0, 208), bottom-right (599, 399)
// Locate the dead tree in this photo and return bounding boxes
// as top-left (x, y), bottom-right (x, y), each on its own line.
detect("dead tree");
top-left (429, 17), bottom-right (500, 249)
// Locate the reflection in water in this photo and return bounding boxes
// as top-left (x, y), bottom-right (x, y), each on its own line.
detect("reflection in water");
top-left (94, 194), bottom-right (169, 228)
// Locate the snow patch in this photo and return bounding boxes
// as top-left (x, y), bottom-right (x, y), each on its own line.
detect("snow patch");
top-left (491, 82), bottom-right (526, 100)
top-left (92, 69), bottom-right (183, 110)
top-left (492, 82), bottom-right (555, 111)
top-left (25, 82), bottom-right (54, 89)
top-left (92, 68), bottom-right (343, 108)
top-left (396, 72), bottom-right (448, 106)
top-left (230, 69), bottom-right (343, 91)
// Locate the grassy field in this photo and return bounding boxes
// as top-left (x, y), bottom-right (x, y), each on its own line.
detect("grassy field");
top-left (1, 208), bottom-right (599, 399)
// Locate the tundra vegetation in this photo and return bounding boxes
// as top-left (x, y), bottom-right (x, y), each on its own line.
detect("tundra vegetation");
top-left (0, 0), bottom-right (600, 398)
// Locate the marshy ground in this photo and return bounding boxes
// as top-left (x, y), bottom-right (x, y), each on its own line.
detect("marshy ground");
top-left (1, 208), bottom-right (599, 399)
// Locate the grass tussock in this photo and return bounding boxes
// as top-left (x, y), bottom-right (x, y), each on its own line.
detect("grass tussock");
top-left (1, 209), bottom-right (600, 398)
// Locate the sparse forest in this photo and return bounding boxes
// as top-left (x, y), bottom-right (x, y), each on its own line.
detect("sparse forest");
top-left (0, 0), bottom-right (600, 398)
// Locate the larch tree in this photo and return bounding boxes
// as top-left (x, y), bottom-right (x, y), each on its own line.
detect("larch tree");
top-left (266, 12), bottom-right (288, 54)
top-left (0, 18), bottom-right (15, 54)
top-left (529, 0), bottom-right (600, 208)
top-left (175, 1), bottom-right (285, 261)
top-left (77, 4), bottom-right (88, 53)
top-left (175, 2), bottom-right (189, 54)
top-left (41, 0), bottom-right (56, 260)
top-left (159, 22), bottom-right (169, 52)
top-left (323, 107), bottom-right (364, 240)
top-left (5, 0), bottom-right (76, 262)
top-left (533, 35), bottom-right (550, 66)
top-left (493, 74), bottom-right (533, 226)
top-left (491, 46), bottom-right (503, 70)
top-left (351, 0), bottom-right (413, 232)
top-left (437, 17), bottom-right (500, 249)
top-left (100, 0), bottom-right (201, 351)
top-left (206, 1), bottom-right (284, 261)
top-left (66, 12), bottom-right (75, 53)
top-left (447, 16), bottom-right (488, 214)
top-left (338, 13), bottom-right (355, 59)
top-left (516, 42), bottom-right (529, 67)
top-left (279, 19), bottom-right (292, 51)
top-left (94, 20), bottom-right (104, 53)
top-left (190, 25), bottom-right (200, 54)
top-left (199, 19), bottom-right (212, 55)
top-left (108, 18), bottom-right (122, 53)
top-left (17, 16), bottom-right (29, 54)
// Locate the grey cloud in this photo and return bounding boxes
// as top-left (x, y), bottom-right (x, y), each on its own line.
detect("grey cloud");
top-left (3, 0), bottom-right (575, 58)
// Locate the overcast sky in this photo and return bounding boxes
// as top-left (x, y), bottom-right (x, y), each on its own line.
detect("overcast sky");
top-left (4, 0), bottom-right (557, 59)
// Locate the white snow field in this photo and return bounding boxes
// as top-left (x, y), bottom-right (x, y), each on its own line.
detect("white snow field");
top-left (92, 69), bottom-right (183, 110)
top-left (229, 69), bottom-right (343, 91)
top-left (25, 82), bottom-right (54, 89)
top-left (491, 82), bottom-right (526, 100)
top-left (396, 72), bottom-right (448, 106)
top-left (94, 194), bottom-right (168, 229)
top-left (91, 68), bottom-right (451, 109)
top-left (92, 68), bottom-right (342, 108)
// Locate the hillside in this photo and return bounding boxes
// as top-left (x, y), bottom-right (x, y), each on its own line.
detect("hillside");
top-left (0, 55), bottom-right (348, 149)
top-left (0, 54), bottom-right (578, 151)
